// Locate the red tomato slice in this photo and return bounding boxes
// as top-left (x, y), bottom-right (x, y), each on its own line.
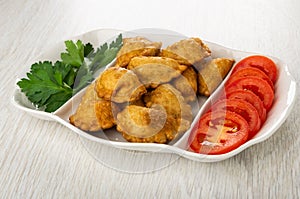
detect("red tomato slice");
top-left (210, 99), bottom-right (261, 138)
top-left (226, 67), bottom-right (274, 90)
top-left (232, 55), bottom-right (278, 83)
top-left (189, 111), bottom-right (249, 155)
top-left (225, 77), bottom-right (274, 111)
top-left (223, 89), bottom-right (267, 124)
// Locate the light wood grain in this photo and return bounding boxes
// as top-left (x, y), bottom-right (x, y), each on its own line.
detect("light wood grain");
top-left (0, 0), bottom-right (299, 198)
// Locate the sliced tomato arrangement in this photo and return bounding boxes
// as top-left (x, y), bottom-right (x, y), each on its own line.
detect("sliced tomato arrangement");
top-left (231, 55), bottom-right (278, 83)
top-left (189, 111), bottom-right (249, 155)
top-left (225, 77), bottom-right (274, 111)
top-left (210, 99), bottom-right (261, 139)
top-left (225, 67), bottom-right (274, 90)
top-left (189, 55), bottom-right (277, 155)
top-left (224, 89), bottom-right (267, 123)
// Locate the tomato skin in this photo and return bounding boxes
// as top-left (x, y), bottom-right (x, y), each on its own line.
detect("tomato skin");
top-left (210, 99), bottom-right (261, 138)
top-left (232, 55), bottom-right (278, 83)
top-left (223, 89), bottom-right (267, 124)
top-left (189, 55), bottom-right (278, 155)
top-left (226, 67), bottom-right (274, 90)
top-left (225, 77), bottom-right (274, 111)
top-left (189, 111), bottom-right (249, 155)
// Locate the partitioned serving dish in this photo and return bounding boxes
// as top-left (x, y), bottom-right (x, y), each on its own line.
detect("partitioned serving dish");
top-left (12, 28), bottom-right (297, 162)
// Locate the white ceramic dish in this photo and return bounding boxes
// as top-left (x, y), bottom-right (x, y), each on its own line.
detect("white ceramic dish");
top-left (12, 28), bottom-right (297, 162)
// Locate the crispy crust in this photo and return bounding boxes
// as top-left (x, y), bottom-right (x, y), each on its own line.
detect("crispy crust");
top-left (198, 58), bottom-right (235, 96)
top-left (69, 83), bottom-right (116, 131)
top-left (172, 66), bottom-right (198, 102)
top-left (116, 105), bottom-right (180, 143)
top-left (95, 67), bottom-right (147, 103)
top-left (160, 38), bottom-right (211, 65)
top-left (69, 36), bottom-right (235, 143)
top-left (128, 56), bottom-right (187, 88)
top-left (116, 37), bottom-right (162, 67)
top-left (119, 118), bottom-right (179, 143)
top-left (144, 84), bottom-right (193, 123)
top-left (94, 100), bottom-right (119, 129)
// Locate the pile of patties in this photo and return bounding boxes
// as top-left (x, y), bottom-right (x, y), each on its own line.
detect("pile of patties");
top-left (69, 36), bottom-right (234, 143)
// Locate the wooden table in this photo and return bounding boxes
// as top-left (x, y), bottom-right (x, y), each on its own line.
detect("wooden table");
top-left (1, 0), bottom-right (299, 198)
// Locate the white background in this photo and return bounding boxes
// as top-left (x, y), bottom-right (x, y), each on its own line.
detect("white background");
top-left (1, 0), bottom-right (299, 198)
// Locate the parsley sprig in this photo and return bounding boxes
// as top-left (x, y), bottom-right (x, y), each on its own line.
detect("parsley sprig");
top-left (17, 34), bottom-right (122, 112)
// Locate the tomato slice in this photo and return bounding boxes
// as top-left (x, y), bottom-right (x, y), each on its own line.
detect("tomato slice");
top-left (223, 89), bottom-right (267, 124)
top-left (189, 111), bottom-right (249, 154)
top-left (210, 99), bottom-right (261, 138)
top-left (232, 55), bottom-right (278, 83)
top-left (226, 67), bottom-right (274, 90)
top-left (225, 77), bottom-right (274, 111)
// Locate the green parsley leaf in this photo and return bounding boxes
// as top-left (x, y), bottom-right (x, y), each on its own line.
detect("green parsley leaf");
top-left (73, 71), bottom-right (94, 94)
top-left (61, 40), bottom-right (84, 67)
top-left (89, 34), bottom-right (122, 72)
top-left (63, 68), bottom-right (76, 87)
top-left (44, 91), bottom-right (72, 112)
top-left (109, 34), bottom-right (122, 48)
top-left (17, 61), bottom-right (73, 112)
top-left (72, 61), bottom-right (93, 93)
top-left (84, 43), bottom-right (94, 57)
top-left (17, 34), bottom-right (123, 112)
